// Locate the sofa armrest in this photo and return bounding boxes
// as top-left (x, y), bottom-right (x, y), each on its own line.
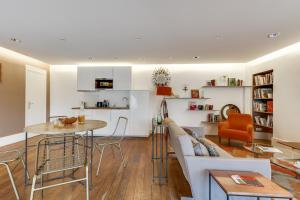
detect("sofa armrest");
top-left (184, 156), bottom-right (271, 200)
top-left (218, 121), bottom-right (229, 131)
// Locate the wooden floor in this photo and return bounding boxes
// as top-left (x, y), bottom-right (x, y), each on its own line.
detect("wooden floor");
top-left (0, 136), bottom-right (191, 200)
top-left (0, 135), bottom-right (299, 199)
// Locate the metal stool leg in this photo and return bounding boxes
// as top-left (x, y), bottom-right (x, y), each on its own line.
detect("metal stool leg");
top-left (86, 165), bottom-right (89, 200)
top-left (30, 175), bottom-right (37, 200)
top-left (2, 163), bottom-right (20, 200)
top-left (96, 145), bottom-right (105, 176)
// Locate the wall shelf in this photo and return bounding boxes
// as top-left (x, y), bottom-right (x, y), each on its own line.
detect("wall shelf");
top-left (253, 111), bottom-right (273, 115)
top-left (187, 109), bottom-right (219, 112)
top-left (201, 121), bottom-right (220, 124)
top-left (202, 86), bottom-right (252, 88)
top-left (164, 97), bottom-right (211, 100)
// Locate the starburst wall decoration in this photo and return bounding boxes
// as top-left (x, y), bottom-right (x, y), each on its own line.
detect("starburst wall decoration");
top-left (152, 67), bottom-right (171, 86)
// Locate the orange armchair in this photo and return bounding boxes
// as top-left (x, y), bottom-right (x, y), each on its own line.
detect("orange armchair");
top-left (218, 113), bottom-right (253, 144)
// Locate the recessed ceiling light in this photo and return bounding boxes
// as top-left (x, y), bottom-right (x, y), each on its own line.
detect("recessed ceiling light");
top-left (193, 56), bottom-right (199, 59)
top-left (10, 38), bottom-right (21, 43)
top-left (267, 32), bottom-right (280, 38)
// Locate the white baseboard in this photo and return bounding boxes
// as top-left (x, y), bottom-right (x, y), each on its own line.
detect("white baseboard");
top-left (0, 132), bottom-right (36, 147)
top-left (0, 132), bottom-right (150, 148)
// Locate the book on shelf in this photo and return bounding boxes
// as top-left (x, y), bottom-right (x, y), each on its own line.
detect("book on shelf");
top-left (267, 101), bottom-right (273, 112)
top-left (231, 175), bottom-right (263, 187)
top-left (254, 72), bottom-right (273, 86)
top-left (254, 88), bottom-right (273, 99)
top-left (254, 115), bottom-right (273, 127)
top-left (207, 113), bottom-right (221, 123)
top-left (253, 102), bottom-right (267, 112)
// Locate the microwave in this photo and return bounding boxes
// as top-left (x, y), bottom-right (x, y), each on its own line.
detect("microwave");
top-left (95, 78), bottom-right (113, 89)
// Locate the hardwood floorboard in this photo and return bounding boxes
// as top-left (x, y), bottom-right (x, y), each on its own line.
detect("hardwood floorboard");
top-left (2, 135), bottom-right (298, 199)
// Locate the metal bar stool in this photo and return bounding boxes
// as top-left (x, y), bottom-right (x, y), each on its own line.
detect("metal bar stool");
top-left (30, 135), bottom-right (89, 200)
top-left (0, 149), bottom-right (30, 200)
top-left (94, 116), bottom-right (128, 176)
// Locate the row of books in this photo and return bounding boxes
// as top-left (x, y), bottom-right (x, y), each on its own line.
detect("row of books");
top-left (254, 88), bottom-right (273, 99)
top-left (254, 73), bottom-right (273, 86)
top-left (207, 113), bottom-right (221, 123)
top-left (253, 101), bottom-right (273, 112)
top-left (254, 115), bottom-right (273, 127)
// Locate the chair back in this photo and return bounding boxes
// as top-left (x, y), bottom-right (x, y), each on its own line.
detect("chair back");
top-left (111, 117), bottom-right (128, 141)
top-left (228, 113), bottom-right (252, 131)
top-left (34, 135), bottom-right (87, 175)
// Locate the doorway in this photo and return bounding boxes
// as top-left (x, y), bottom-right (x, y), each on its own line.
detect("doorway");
top-left (25, 65), bottom-right (47, 126)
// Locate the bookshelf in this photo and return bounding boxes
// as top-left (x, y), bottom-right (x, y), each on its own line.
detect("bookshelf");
top-left (252, 69), bottom-right (273, 134)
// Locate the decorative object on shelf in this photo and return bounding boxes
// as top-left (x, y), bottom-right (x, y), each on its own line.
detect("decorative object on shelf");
top-left (152, 67), bottom-right (172, 96)
top-left (189, 101), bottom-right (197, 110)
top-left (237, 79), bottom-right (243, 86)
top-left (207, 113), bottom-right (221, 123)
top-left (211, 79), bottom-right (216, 86)
top-left (191, 89), bottom-right (200, 98)
top-left (198, 105), bottom-right (204, 110)
top-left (152, 67), bottom-right (171, 86)
top-left (156, 86), bottom-right (172, 96)
top-left (206, 81), bottom-right (212, 86)
top-left (219, 75), bottom-right (228, 86)
top-left (220, 104), bottom-right (241, 120)
top-left (228, 78), bottom-right (236, 86)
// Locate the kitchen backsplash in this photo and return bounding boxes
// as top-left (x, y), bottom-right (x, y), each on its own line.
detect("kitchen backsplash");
top-left (79, 90), bottom-right (130, 108)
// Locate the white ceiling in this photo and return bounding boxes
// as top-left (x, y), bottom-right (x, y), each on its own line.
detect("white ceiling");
top-left (1, 0), bottom-right (300, 65)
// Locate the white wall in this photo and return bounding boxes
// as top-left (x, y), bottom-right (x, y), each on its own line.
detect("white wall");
top-left (51, 64), bottom-right (251, 136)
top-left (132, 64), bottom-right (251, 135)
top-left (245, 45), bottom-right (300, 142)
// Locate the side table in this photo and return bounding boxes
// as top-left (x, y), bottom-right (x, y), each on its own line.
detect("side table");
top-left (209, 170), bottom-right (293, 200)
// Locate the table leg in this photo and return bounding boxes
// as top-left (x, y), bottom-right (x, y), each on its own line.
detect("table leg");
top-left (209, 173), bottom-right (211, 200)
top-left (25, 132), bottom-right (28, 185)
top-left (152, 124), bottom-right (154, 160)
top-left (159, 126), bottom-right (163, 184)
top-left (90, 130), bottom-right (94, 189)
top-left (165, 130), bottom-right (168, 180)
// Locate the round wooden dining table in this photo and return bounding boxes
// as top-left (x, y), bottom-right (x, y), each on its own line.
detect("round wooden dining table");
top-left (24, 120), bottom-right (107, 187)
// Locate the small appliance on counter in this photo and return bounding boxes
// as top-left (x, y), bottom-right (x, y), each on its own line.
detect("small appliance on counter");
top-left (96, 100), bottom-right (110, 108)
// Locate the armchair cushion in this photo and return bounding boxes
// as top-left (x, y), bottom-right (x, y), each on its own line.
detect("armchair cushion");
top-left (218, 113), bottom-right (253, 143)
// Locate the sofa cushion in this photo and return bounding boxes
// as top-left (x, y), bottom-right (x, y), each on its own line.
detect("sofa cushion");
top-left (193, 142), bottom-right (209, 156)
top-left (220, 128), bottom-right (251, 141)
top-left (198, 138), bottom-right (220, 157)
top-left (178, 135), bottom-right (195, 156)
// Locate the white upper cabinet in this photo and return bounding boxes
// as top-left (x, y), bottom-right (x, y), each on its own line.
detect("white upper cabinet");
top-left (77, 67), bottom-right (96, 91)
top-left (77, 66), bottom-right (131, 91)
top-left (94, 67), bottom-right (113, 79)
top-left (113, 67), bottom-right (132, 90)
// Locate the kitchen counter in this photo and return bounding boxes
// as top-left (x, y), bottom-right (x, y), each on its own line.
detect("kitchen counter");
top-left (72, 106), bottom-right (130, 110)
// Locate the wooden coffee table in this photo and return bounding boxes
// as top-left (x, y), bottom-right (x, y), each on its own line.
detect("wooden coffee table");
top-left (209, 170), bottom-right (293, 200)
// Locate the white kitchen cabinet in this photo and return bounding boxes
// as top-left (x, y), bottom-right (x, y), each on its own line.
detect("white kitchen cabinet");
top-left (77, 67), bottom-right (113, 91)
top-left (129, 91), bottom-right (151, 137)
top-left (92, 110), bottom-right (112, 136)
top-left (113, 67), bottom-right (132, 90)
top-left (111, 110), bottom-right (130, 135)
top-left (94, 67), bottom-right (113, 79)
top-left (77, 67), bottom-right (96, 91)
